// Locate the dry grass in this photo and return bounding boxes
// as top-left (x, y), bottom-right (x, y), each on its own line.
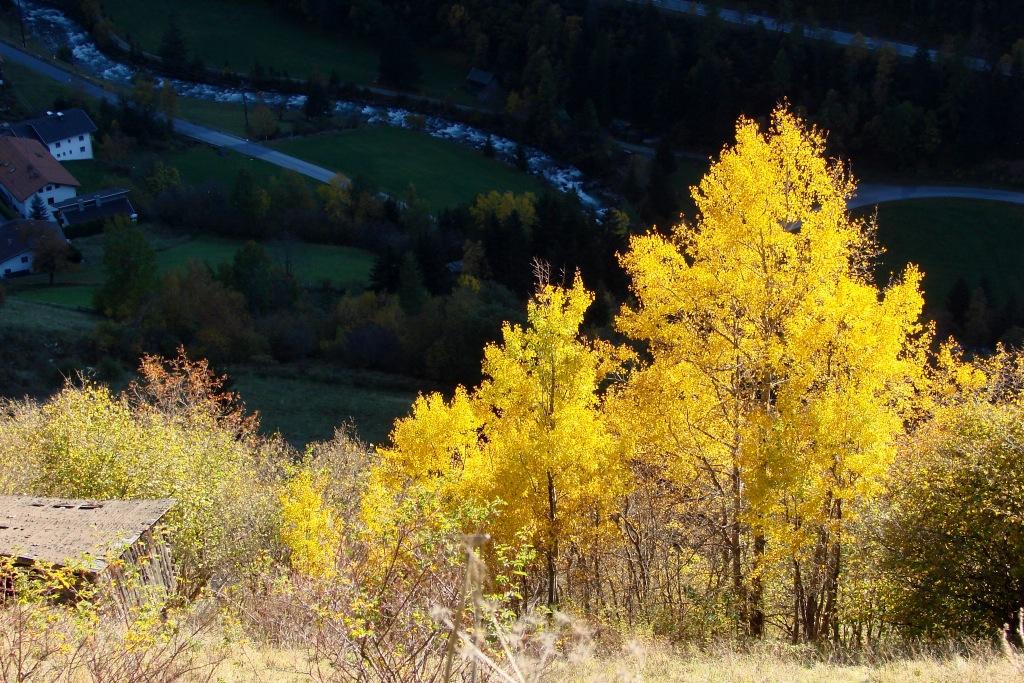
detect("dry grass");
top-left (201, 639), bottom-right (1022, 682)
top-left (549, 644), bottom-right (1020, 682)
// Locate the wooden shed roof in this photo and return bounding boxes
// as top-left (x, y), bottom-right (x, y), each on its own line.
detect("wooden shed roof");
top-left (0, 496), bottom-right (174, 573)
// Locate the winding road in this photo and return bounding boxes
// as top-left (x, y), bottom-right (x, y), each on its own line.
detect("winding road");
top-left (851, 185), bottom-right (1024, 210)
top-left (3, 38), bottom-right (1024, 211)
top-left (0, 40), bottom-right (338, 183)
top-left (625, 1), bottom-right (990, 71)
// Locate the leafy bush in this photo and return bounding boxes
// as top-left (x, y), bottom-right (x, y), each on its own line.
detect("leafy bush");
top-left (1, 353), bottom-right (286, 595)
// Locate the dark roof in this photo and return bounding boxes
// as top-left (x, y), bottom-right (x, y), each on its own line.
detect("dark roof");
top-left (58, 196), bottom-right (136, 226)
top-left (53, 187), bottom-right (130, 211)
top-left (10, 109), bottom-right (97, 145)
top-left (0, 496), bottom-right (175, 573)
top-left (465, 68), bottom-right (496, 87)
top-left (0, 219), bottom-right (63, 263)
top-left (0, 137), bottom-right (80, 201)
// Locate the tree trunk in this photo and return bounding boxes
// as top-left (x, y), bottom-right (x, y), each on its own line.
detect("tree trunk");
top-left (546, 470), bottom-right (558, 609)
top-left (749, 533), bottom-right (765, 638)
top-left (793, 561), bottom-right (803, 644)
top-left (730, 465), bottom-right (745, 635)
top-left (823, 500), bottom-right (842, 643)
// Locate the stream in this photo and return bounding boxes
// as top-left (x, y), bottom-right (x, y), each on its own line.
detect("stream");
top-left (19, 0), bottom-right (608, 212)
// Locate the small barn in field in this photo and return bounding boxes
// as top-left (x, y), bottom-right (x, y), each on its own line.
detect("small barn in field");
top-left (0, 496), bottom-right (176, 613)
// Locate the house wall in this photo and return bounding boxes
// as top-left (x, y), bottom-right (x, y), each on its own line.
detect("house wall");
top-left (4, 185), bottom-right (79, 221)
top-left (47, 134), bottom-right (93, 161)
top-left (40, 185), bottom-right (78, 219)
top-left (0, 250), bottom-right (32, 278)
top-left (0, 184), bottom-right (21, 216)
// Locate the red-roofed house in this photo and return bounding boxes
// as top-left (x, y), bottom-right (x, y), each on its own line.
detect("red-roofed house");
top-left (0, 137), bottom-right (79, 221)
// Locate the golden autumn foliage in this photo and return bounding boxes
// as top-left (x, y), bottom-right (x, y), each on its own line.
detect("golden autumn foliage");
top-left (610, 107), bottom-right (930, 638)
top-left (362, 107), bottom-right (944, 635)
top-left (279, 468), bottom-right (341, 579)
top-left (367, 275), bottom-right (627, 604)
top-left (7, 105), bottom-right (1024, 674)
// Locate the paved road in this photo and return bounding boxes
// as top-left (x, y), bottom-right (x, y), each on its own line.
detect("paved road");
top-left (625, 1), bottom-right (990, 70)
top-left (4, 39), bottom-right (1023, 210)
top-left (852, 184), bottom-right (1024, 210)
top-left (0, 40), bottom-right (339, 183)
top-left (617, 139), bottom-right (1024, 210)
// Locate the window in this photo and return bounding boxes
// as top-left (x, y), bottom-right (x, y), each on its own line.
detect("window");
top-left (78, 135), bottom-right (84, 141)
top-left (80, 147), bottom-right (85, 153)
top-left (20, 256), bottom-right (28, 263)
top-left (55, 141), bottom-right (61, 148)
top-left (47, 197), bottom-right (54, 205)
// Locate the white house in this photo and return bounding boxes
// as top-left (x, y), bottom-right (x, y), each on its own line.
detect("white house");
top-left (0, 219), bottom-right (65, 278)
top-left (0, 136), bottom-right (80, 221)
top-left (7, 109), bottom-right (97, 161)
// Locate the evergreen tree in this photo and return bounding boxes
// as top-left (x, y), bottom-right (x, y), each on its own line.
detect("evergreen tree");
top-left (303, 76), bottom-right (330, 119)
top-left (370, 244), bottom-right (404, 292)
top-left (964, 286), bottom-right (993, 348)
top-left (946, 277), bottom-right (971, 332)
top-left (377, 26), bottom-right (421, 90)
top-left (158, 14), bottom-right (188, 74)
top-left (29, 194), bottom-right (48, 221)
top-left (397, 252), bottom-right (428, 314)
top-left (643, 137), bottom-right (680, 228)
top-left (514, 144), bottom-right (530, 172)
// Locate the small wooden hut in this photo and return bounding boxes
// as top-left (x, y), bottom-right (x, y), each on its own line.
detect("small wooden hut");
top-left (0, 495), bottom-right (176, 614)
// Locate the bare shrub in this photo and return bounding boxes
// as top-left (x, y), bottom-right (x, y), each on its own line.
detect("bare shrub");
top-left (0, 558), bottom-right (224, 682)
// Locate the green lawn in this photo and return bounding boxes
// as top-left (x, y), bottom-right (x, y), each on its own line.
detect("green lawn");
top-left (101, 0), bottom-right (472, 102)
top-left (272, 127), bottom-right (545, 211)
top-left (62, 159), bottom-right (130, 194)
top-left (164, 144), bottom-right (295, 186)
top-left (870, 199), bottom-right (1024, 312)
top-left (154, 235), bottom-right (374, 290)
top-left (5, 230), bottom-right (375, 310)
top-left (66, 143), bottom-right (305, 192)
top-left (0, 296), bottom-right (100, 335)
top-left (176, 98), bottom-right (252, 137)
top-left (227, 364), bottom-right (427, 446)
top-left (2, 61), bottom-right (90, 115)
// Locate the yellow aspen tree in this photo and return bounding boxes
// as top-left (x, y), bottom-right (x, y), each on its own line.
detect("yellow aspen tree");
top-left (279, 468), bottom-right (342, 579)
top-left (367, 275), bottom-right (626, 607)
top-left (610, 106), bottom-right (929, 640)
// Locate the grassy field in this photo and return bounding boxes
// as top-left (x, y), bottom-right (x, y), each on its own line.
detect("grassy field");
top-left (5, 230), bottom-right (375, 309)
top-left (101, 0), bottom-right (472, 102)
top-left (272, 127), bottom-right (545, 211)
top-left (61, 159), bottom-right (130, 194)
top-left (0, 296), bottom-right (99, 336)
top-left (869, 199), bottom-right (1024, 311)
top-left (164, 144), bottom-right (294, 186)
top-left (2, 61), bottom-right (91, 115)
top-left (63, 142), bottom-right (305, 192)
top-left (154, 235), bottom-right (374, 290)
top-left (227, 364), bottom-right (426, 446)
top-left (664, 157), bottom-right (1024, 314)
top-left (176, 98), bottom-right (252, 137)
top-left (199, 637), bottom-right (1024, 682)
